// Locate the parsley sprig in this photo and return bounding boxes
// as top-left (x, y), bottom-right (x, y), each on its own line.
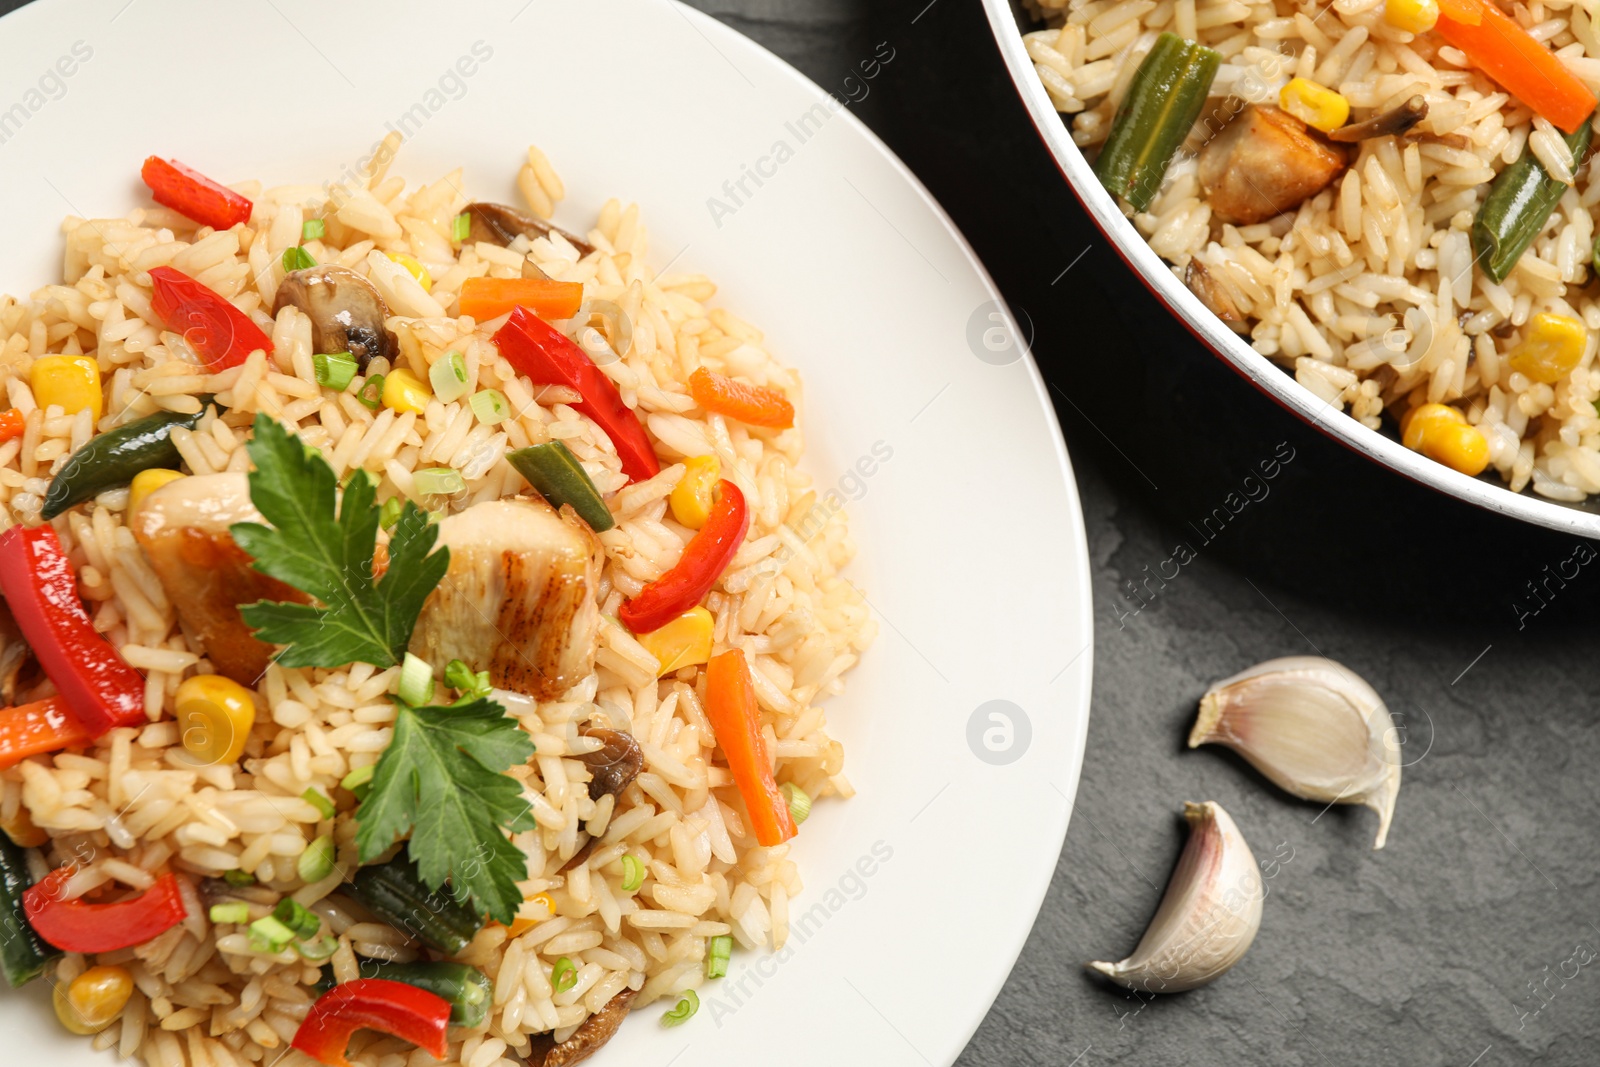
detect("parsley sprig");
top-left (355, 696), bottom-right (535, 922)
top-left (233, 415), bottom-right (448, 668)
top-left (233, 414), bottom-right (534, 923)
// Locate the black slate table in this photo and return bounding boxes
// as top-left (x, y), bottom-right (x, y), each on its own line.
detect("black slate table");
top-left (5, 0), bottom-right (1599, 1062)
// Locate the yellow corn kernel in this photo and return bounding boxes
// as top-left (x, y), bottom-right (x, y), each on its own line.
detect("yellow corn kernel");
top-left (1279, 77), bottom-right (1351, 134)
top-left (1400, 403), bottom-right (1465, 451)
top-left (382, 367), bottom-right (432, 414)
top-left (387, 252), bottom-right (433, 293)
top-left (1509, 312), bottom-right (1587, 384)
top-left (128, 469), bottom-right (186, 514)
top-left (177, 674), bottom-right (257, 767)
top-left (504, 892), bottom-right (557, 937)
top-left (1384, 0), bottom-right (1439, 33)
top-left (634, 606), bottom-right (715, 676)
top-left (1427, 421), bottom-right (1490, 476)
top-left (30, 355), bottom-right (102, 423)
top-left (54, 966), bottom-right (134, 1035)
top-left (669, 455), bottom-right (721, 529)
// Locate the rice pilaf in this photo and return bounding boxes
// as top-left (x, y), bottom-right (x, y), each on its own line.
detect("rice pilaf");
top-left (0, 136), bottom-right (873, 1067)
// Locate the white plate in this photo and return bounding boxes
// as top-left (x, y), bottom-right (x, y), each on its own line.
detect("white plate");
top-left (0, 1), bottom-right (1094, 1063)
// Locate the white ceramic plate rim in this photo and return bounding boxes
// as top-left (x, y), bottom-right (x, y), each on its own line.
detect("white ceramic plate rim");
top-left (0, 1), bottom-right (1094, 1064)
top-left (981, 0), bottom-right (1600, 538)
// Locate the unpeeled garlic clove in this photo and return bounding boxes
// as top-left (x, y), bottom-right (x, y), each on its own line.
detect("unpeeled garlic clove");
top-left (1190, 655), bottom-right (1400, 849)
top-left (1087, 801), bottom-right (1262, 994)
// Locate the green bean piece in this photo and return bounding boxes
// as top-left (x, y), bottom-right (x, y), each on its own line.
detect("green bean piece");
top-left (0, 832), bottom-right (58, 988)
top-left (1094, 33), bottom-right (1221, 213)
top-left (1473, 120), bottom-right (1593, 284)
top-left (41, 396), bottom-right (216, 519)
top-left (507, 441), bottom-right (616, 532)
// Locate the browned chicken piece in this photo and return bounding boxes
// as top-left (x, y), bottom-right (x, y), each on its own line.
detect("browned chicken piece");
top-left (131, 472), bottom-right (306, 686)
top-left (1198, 105), bottom-right (1347, 225)
top-left (409, 498), bottom-right (601, 702)
top-left (526, 989), bottom-right (636, 1067)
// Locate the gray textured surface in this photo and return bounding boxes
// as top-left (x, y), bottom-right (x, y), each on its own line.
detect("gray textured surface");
top-left (2, 0), bottom-right (1598, 1063)
top-left (679, 2), bottom-right (1600, 1064)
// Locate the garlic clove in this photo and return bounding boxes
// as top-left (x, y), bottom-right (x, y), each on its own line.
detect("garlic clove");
top-left (1190, 655), bottom-right (1401, 849)
top-left (1087, 801), bottom-right (1262, 994)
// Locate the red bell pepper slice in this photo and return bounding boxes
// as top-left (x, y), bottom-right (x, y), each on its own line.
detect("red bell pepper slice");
top-left (23, 868), bottom-right (187, 953)
top-left (0, 408), bottom-right (24, 442)
top-left (492, 306), bottom-right (660, 483)
top-left (0, 696), bottom-right (93, 770)
top-left (149, 266), bottom-right (274, 372)
top-left (140, 157), bottom-right (253, 232)
top-left (0, 525), bottom-right (144, 735)
top-left (619, 479), bottom-right (748, 633)
top-left (705, 649), bottom-right (797, 847)
top-left (292, 978), bottom-right (451, 1067)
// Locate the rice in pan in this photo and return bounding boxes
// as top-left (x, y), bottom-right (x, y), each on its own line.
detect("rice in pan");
top-left (0, 136), bottom-right (873, 1067)
top-left (1024, 0), bottom-right (1600, 501)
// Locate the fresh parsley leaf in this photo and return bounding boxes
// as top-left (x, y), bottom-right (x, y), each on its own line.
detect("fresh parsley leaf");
top-left (232, 413), bottom-right (449, 668)
top-left (355, 695), bottom-right (536, 924)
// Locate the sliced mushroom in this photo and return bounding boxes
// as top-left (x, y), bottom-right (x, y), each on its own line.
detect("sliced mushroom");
top-left (1185, 260), bottom-right (1250, 334)
top-left (0, 599), bottom-right (32, 705)
top-left (466, 202), bottom-right (594, 257)
top-left (273, 265), bottom-right (399, 370)
top-left (1327, 96), bottom-right (1428, 143)
top-left (577, 726), bottom-right (643, 801)
top-left (526, 989), bottom-right (636, 1067)
top-left (1198, 105), bottom-right (1348, 226)
top-left (131, 472), bottom-right (309, 686)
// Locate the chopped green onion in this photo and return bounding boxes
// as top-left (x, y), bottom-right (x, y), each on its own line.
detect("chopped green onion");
top-left (356, 374), bottom-right (385, 410)
top-left (208, 902), bottom-right (250, 925)
top-left (378, 496), bottom-right (404, 530)
top-left (295, 935), bottom-right (339, 961)
top-left (445, 659), bottom-right (490, 699)
top-left (274, 897), bottom-right (323, 941)
top-left (781, 782), bottom-right (812, 825)
top-left (301, 788), bottom-right (336, 820)
top-left (341, 764), bottom-right (375, 792)
top-left (468, 388), bottom-right (509, 426)
top-left (551, 956), bottom-right (577, 993)
top-left (314, 352), bottom-right (358, 391)
top-left (661, 989), bottom-right (699, 1027)
top-left (705, 934), bottom-right (732, 979)
top-left (298, 834), bottom-right (337, 884)
top-left (507, 441), bottom-right (615, 532)
top-left (282, 246), bottom-right (316, 272)
top-left (451, 213), bottom-right (471, 243)
top-left (223, 869), bottom-right (256, 887)
top-left (412, 468), bottom-right (465, 498)
top-left (397, 652), bottom-right (435, 706)
top-left (620, 854), bottom-right (645, 893)
top-left (302, 219), bottom-right (326, 241)
top-left (248, 915), bottom-right (295, 954)
top-left (429, 350), bottom-right (471, 403)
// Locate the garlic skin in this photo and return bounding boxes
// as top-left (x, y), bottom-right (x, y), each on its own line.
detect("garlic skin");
top-left (1087, 801), bottom-right (1262, 994)
top-left (1190, 655), bottom-right (1401, 849)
